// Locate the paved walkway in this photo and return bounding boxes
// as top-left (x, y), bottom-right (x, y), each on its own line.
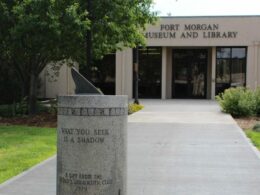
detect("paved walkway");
top-left (1, 100), bottom-right (260, 195)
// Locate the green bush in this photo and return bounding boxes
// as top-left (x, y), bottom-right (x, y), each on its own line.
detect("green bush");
top-left (128, 103), bottom-right (144, 115)
top-left (0, 98), bottom-right (28, 117)
top-left (253, 123), bottom-right (260, 132)
top-left (0, 104), bottom-right (13, 117)
top-left (40, 99), bottom-right (57, 115)
top-left (255, 88), bottom-right (260, 115)
top-left (0, 98), bottom-right (53, 117)
top-left (216, 87), bottom-right (257, 117)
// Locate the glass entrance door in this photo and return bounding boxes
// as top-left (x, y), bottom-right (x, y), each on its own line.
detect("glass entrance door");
top-left (172, 49), bottom-right (208, 99)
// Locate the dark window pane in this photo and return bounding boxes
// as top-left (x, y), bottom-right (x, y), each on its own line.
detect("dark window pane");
top-left (87, 54), bottom-right (115, 95)
top-left (216, 47), bottom-right (247, 95)
top-left (172, 49), bottom-right (207, 99)
top-left (133, 47), bottom-right (162, 98)
top-left (215, 83), bottom-right (231, 95)
top-left (198, 52), bottom-right (207, 59)
top-left (217, 48), bottom-right (231, 58)
top-left (216, 59), bottom-right (230, 83)
top-left (231, 58), bottom-right (246, 87)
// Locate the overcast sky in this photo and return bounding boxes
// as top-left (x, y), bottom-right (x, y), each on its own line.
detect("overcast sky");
top-left (152, 0), bottom-right (260, 16)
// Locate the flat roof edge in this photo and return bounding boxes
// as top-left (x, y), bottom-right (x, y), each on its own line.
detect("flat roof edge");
top-left (159, 15), bottom-right (260, 18)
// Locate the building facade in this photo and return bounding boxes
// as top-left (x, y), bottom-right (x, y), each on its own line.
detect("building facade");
top-left (116, 16), bottom-right (260, 99)
top-left (41, 16), bottom-right (260, 99)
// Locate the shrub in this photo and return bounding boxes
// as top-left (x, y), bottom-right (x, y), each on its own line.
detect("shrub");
top-left (253, 123), bottom-right (260, 132)
top-left (128, 103), bottom-right (144, 115)
top-left (48, 99), bottom-right (57, 115)
top-left (40, 99), bottom-right (57, 115)
top-left (216, 87), bottom-right (257, 117)
top-left (0, 98), bottom-right (28, 117)
top-left (0, 98), bottom-right (53, 117)
top-left (0, 104), bottom-right (13, 117)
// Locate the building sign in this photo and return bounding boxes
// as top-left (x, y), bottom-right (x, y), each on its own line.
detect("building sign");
top-left (145, 24), bottom-right (238, 39)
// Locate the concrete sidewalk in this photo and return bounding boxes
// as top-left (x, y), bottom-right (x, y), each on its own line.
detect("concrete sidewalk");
top-left (128, 100), bottom-right (260, 195)
top-left (1, 100), bottom-right (260, 195)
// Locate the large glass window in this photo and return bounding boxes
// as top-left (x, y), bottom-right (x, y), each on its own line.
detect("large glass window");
top-left (216, 47), bottom-right (246, 95)
top-left (133, 47), bottom-right (162, 98)
top-left (172, 49), bottom-right (208, 99)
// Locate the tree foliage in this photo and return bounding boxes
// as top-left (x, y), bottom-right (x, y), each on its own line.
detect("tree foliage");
top-left (0, 0), bottom-right (156, 115)
top-left (87, 0), bottom-right (157, 59)
top-left (0, 0), bottom-right (89, 114)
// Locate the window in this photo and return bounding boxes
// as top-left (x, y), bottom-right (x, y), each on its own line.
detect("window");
top-left (216, 47), bottom-right (246, 95)
top-left (133, 47), bottom-right (162, 98)
top-left (80, 53), bottom-right (116, 95)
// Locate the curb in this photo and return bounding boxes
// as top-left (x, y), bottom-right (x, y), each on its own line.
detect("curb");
top-left (0, 155), bottom-right (56, 189)
top-left (231, 117), bottom-right (260, 160)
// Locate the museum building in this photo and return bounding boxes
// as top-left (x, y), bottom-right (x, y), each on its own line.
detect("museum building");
top-left (41, 16), bottom-right (260, 99)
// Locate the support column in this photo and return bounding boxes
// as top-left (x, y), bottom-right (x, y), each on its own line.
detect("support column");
top-left (116, 49), bottom-right (133, 98)
top-left (116, 51), bottom-right (124, 95)
top-left (161, 47), bottom-right (167, 99)
top-left (166, 48), bottom-right (172, 98)
top-left (257, 43), bottom-right (260, 87)
top-left (247, 45), bottom-right (257, 90)
top-left (254, 42), bottom-right (258, 90)
top-left (253, 42), bottom-right (260, 89)
top-left (211, 47), bottom-right (216, 99)
top-left (125, 49), bottom-right (133, 99)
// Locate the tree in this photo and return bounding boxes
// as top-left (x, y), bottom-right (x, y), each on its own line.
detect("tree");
top-left (0, 0), bottom-right (89, 114)
top-left (0, 0), bottom-right (156, 115)
top-left (84, 0), bottom-right (157, 74)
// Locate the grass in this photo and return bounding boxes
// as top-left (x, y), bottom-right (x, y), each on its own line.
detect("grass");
top-left (246, 130), bottom-right (260, 150)
top-left (0, 125), bottom-right (56, 184)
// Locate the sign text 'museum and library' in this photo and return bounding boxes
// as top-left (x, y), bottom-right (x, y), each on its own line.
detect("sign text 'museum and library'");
top-left (145, 24), bottom-right (238, 39)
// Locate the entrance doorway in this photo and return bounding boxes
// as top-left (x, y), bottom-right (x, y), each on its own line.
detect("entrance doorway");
top-left (172, 49), bottom-right (208, 99)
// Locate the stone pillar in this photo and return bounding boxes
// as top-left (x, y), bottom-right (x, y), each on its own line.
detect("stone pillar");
top-left (116, 49), bottom-right (133, 98)
top-left (166, 48), bottom-right (172, 99)
top-left (161, 47), bottom-right (167, 99)
top-left (57, 95), bottom-right (128, 195)
top-left (211, 47), bottom-right (216, 99)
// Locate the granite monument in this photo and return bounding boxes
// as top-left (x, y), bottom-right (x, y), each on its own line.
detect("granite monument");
top-left (57, 68), bottom-right (127, 195)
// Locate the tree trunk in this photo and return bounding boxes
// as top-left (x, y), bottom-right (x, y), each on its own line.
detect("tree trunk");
top-left (21, 79), bottom-right (29, 100)
top-left (28, 72), bottom-right (37, 115)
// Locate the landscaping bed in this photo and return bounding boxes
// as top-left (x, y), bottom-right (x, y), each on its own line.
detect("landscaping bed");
top-left (235, 117), bottom-right (260, 130)
top-left (233, 116), bottom-right (260, 152)
top-left (0, 113), bottom-right (57, 128)
top-left (0, 103), bottom-right (144, 128)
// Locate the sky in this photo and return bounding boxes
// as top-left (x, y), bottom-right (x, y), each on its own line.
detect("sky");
top-left (152, 0), bottom-right (260, 16)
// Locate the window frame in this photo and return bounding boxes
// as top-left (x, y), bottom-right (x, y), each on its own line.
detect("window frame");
top-left (132, 46), bottom-right (162, 99)
top-left (215, 46), bottom-right (247, 95)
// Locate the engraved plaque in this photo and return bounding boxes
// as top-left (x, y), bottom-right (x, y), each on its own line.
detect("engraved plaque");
top-left (57, 95), bottom-right (127, 195)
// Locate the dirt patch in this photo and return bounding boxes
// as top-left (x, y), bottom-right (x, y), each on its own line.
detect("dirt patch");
top-left (0, 113), bottom-right (57, 128)
top-left (234, 117), bottom-right (260, 130)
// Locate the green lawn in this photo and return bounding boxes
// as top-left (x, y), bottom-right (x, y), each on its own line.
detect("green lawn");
top-left (0, 125), bottom-right (56, 184)
top-left (246, 130), bottom-right (260, 150)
